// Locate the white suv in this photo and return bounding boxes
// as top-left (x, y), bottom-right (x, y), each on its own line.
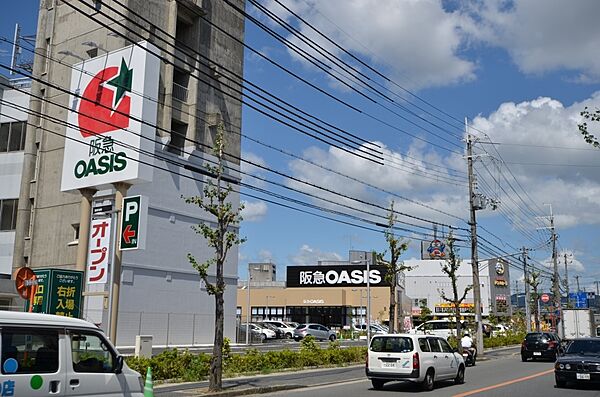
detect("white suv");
top-left (366, 334), bottom-right (465, 391)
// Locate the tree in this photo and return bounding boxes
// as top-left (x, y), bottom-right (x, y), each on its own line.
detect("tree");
top-left (526, 270), bottom-right (542, 332)
top-left (438, 232), bottom-right (472, 348)
top-left (183, 124), bottom-right (245, 392)
top-left (418, 300), bottom-right (432, 323)
top-left (375, 201), bottom-right (411, 333)
top-left (578, 107), bottom-right (600, 148)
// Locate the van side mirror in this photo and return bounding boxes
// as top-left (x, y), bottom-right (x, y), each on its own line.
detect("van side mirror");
top-left (115, 355), bottom-right (124, 374)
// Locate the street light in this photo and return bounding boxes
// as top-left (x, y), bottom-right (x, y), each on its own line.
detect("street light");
top-left (351, 259), bottom-right (371, 344)
top-left (352, 288), bottom-right (366, 336)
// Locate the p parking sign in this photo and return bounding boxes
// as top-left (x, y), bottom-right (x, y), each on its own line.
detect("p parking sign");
top-left (119, 195), bottom-right (148, 250)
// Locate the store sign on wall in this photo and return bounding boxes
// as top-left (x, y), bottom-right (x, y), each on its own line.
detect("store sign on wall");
top-left (87, 218), bottom-right (112, 284)
top-left (287, 265), bottom-right (389, 288)
top-left (25, 269), bottom-right (83, 318)
top-left (60, 41), bottom-right (160, 192)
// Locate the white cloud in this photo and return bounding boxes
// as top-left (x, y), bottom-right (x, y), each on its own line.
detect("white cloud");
top-left (540, 251), bottom-right (585, 273)
top-left (258, 249), bottom-right (274, 262)
top-left (288, 244), bottom-right (343, 265)
top-left (260, 0), bottom-right (477, 90)
top-left (467, 0), bottom-right (600, 80)
top-left (241, 200), bottom-right (268, 222)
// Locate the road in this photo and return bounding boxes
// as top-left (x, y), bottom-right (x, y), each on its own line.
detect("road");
top-left (242, 349), bottom-right (600, 397)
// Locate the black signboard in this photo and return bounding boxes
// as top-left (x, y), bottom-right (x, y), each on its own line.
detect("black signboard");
top-left (286, 265), bottom-right (390, 288)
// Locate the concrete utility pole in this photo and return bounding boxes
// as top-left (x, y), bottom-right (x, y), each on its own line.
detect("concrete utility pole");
top-left (522, 247), bottom-right (531, 332)
top-left (564, 253), bottom-right (570, 308)
top-left (575, 275), bottom-right (581, 293)
top-left (548, 207), bottom-right (562, 338)
top-left (465, 120), bottom-right (484, 355)
top-left (595, 281), bottom-right (599, 296)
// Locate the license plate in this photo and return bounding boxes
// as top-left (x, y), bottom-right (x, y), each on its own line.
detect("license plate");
top-left (533, 352), bottom-right (542, 356)
top-left (382, 362), bottom-right (396, 368)
top-left (577, 373), bottom-right (591, 380)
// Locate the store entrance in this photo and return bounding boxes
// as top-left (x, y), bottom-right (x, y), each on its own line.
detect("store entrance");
top-left (286, 306), bottom-right (349, 328)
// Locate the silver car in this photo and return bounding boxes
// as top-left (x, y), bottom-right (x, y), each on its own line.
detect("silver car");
top-left (293, 323), bottom-right (336, 341)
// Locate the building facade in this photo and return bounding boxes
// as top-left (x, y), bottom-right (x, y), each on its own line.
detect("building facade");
top-left (12, 0), bottom-right (245, 347)
top-left (0, 76), bottom-right (31, 307)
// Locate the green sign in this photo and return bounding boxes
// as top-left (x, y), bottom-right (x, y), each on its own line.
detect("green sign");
top-left (25, 269), bottom-right (83, 318)
top-left (120, 195), bottom-right (147, 250)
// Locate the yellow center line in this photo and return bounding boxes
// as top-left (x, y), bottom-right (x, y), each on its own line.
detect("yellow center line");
top-left (452, 368), bottom-right (555, 397)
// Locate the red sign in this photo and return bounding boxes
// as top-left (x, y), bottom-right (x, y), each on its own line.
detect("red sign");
top-left (541, 294), bottom-right (550, 303)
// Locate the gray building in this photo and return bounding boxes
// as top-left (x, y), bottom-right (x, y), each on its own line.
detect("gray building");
top-left (249, 262), bottom-right (277, 283)
top-left (12, 0), bottom-right (245, 347)
top-left (0, 76), bottom-right (31, 307)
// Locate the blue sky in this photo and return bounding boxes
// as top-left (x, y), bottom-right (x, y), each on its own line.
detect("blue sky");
top-left (3, 1), bottom-right (600, 294)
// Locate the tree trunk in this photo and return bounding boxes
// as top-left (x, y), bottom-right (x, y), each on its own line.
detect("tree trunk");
top-left (209, 290), bottom-right (224, 391)
top-left (389, 283), bottom-right (396, 333)
top-left (456, 305), bottom-right (462, 353)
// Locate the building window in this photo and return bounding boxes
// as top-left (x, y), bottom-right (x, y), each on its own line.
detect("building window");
top-left (43, 38), bottom-right (51, 74)
top-left (172, 68), bottom-right (189, 102)
top-left (27, 198), bottom-right (34, 238)
top-left (0, 122), bottom-right (26, 153)
top-left (167, 119), bottom-right (187, 155)
top-left (0, 199), bottom-right (18, 231)
top-left (39, 88), bottom-right (46, 126)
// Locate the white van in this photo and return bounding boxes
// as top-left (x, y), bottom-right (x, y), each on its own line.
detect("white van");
top-left (409, 320), bottom-right (466, 339)
top-left (0, 311), bottom-right (144, 396)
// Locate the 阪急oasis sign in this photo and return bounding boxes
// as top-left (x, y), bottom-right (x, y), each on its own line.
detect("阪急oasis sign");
top-left (286, 265), bottom-right (389, 288)
top-left (60, 41), bottom-right (160, 191)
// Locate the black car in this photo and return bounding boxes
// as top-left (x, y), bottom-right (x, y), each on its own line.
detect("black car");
top-left (521, 332), bottom-right (562, 361)
top-left (555, 338), bottom-right (600, 387)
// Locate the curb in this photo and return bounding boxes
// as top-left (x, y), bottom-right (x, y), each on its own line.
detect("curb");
top-left (197, 384), bottom-right (306, 397)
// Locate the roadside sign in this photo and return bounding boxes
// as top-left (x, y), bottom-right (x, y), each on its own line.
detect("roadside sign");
top-left (541, 294), bottom-right (550, 303)
top-left (25, 269), bottom-right (83, 318)
top-left (119, 195), bottom-right (147, 251)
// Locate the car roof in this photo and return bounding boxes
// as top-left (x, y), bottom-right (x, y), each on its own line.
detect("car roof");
top-left (0, 311), bottom-right (98, 329)
top-left (372, 333), bottom-right (436, 338)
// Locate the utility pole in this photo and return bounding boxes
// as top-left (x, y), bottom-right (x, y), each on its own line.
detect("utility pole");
top-left (522, 247), bottom-right (531, 332)
top-left (564, 253), bottom-right (570, 308)
top-left (466, 120), bottom-right (484, 355)
top-left (549, 207), bottom-right (562, 337)
top-left (575, 275), bottom-right (581, 293)
top-left (595, 281), bottom-right (599, 296)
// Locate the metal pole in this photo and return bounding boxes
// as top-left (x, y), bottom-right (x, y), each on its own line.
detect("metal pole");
top-left (576, 275), bottom-right (581, 293)
top-left (367, 259), bottom-right (371, 344)
top-left (466, 121), bottom-right (484, 355)
top-left (548, 207), bottom-right (563, 337)
top-left (523, 247), bottom-right (531, 332)
top-left (564, 253), bottom-right (570, 308)
top-left (246, 268), bottom-right (251, 345)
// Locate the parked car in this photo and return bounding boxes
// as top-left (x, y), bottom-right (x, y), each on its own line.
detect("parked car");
top-left (259, 322), bottom-right (285, 339)
top-left (555, 338), bottom-right (600, 387)
top-left (240, 323), bottom-right (276, 342)
top-left (0, 312), bottom-right (144, 396)
top-left (492, 324), bottom-right (509, 337)
top-left (293, 323), bottom-right (336, 341)
top-left (521, 332), bottom-right (562, 361)
top-left (366, 334), bottom-right (465, 391)
top-left (354, 323), bottom-right (388, 335)
top-left (261, 320), bottom-right (296, 339)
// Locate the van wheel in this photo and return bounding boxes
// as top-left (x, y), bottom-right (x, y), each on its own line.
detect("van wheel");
top-left (422, 369), bottom-right (434, 391)
top-left (371, 379), bottom-right (385, 390)
top-left (455, 366), bottom-right (465, 384)
top-left (329, 334), bottom-right (336, 341)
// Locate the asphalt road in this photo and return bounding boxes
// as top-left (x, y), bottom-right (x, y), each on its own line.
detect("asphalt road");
top-left (243, 349), bottom-right (600, 397)
top-left (156, 347), bottom-right (526, 396)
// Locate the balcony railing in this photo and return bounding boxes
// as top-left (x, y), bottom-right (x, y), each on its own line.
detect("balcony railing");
top-left (172, 82), bottom-right (188, 102)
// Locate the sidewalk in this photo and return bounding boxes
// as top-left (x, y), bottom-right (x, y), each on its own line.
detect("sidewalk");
top-left (154, 345), bottom-right (520, 396)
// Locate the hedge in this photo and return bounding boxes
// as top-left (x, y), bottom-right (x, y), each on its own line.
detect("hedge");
top-left (125, 337), bottom-right (367, 382)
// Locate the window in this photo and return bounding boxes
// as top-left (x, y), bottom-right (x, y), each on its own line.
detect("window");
top-left (370, 337), bottom-right (414, 353)
top-left (1, 328), bottom-right (59, 374)
top-left (0, 199), bottom-right (18, 231)
top-left (44, 38), bottom-right (51, 74)
top-left (167, 119), bottom-right (187, 155)
top-left (439, 338), bottom-right (453, 353)
top-left (0, 122), bottom-right (26, 153)
top-left (418, 338), bottom-right (431, 352)
top-left (70, 332), bottom-right (115, 373)
top-left (428, 338), bottom-right (442, 353)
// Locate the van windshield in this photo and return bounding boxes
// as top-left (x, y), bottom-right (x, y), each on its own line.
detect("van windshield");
top-left (370, 337), bottom-right (413, 353)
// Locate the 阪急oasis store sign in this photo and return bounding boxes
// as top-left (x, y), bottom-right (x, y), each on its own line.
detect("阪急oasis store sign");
top-left (286, 265), bottom-right (390, 288)
top-left (61, 41), bottom-right (160, 192)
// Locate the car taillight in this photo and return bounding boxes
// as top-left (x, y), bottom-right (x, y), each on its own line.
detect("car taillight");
top-left (413, 352), bottom-right (420, 370)
top-left (548, 341), bottom-right (557, 349)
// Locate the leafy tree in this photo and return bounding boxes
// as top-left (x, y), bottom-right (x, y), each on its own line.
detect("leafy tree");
top-left (183, 124), bottom-right (245, 392)
top-left (526, 270), bottom-right (542, 332)
top-left (375, 201), bottom-right (411, 333)
top-left (438, 232), bottom-right (472, 348)
top-left (578, 107), bottom-right (600, 147)
top-left (418, 301), bottom-right (432, 323)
